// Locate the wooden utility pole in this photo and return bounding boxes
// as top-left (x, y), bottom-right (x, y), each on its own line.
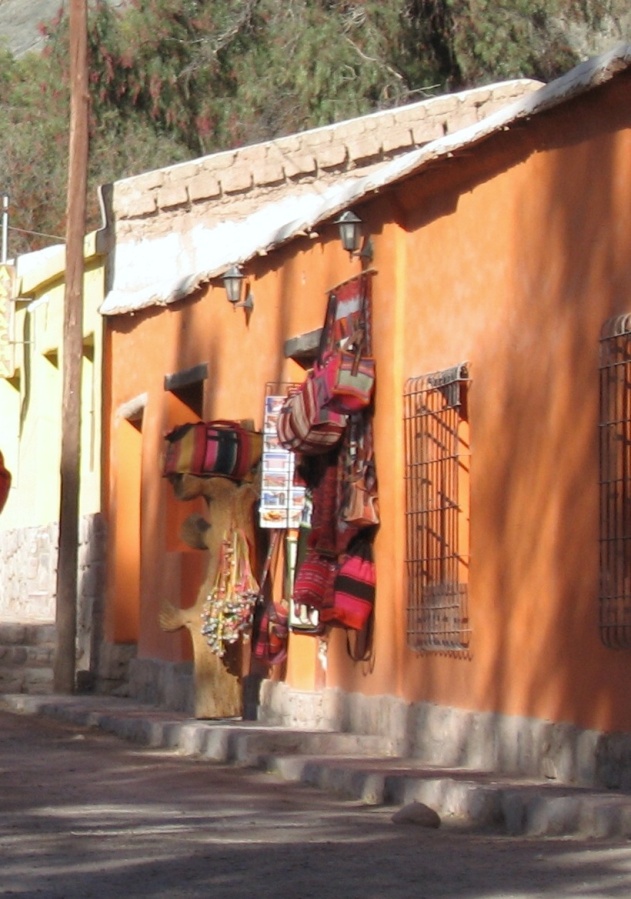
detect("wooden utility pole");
top-left (54, 0), bottom-right (89, 693)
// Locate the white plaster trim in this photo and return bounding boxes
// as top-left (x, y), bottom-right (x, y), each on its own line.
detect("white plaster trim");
top-left (115, 392), bottom-right (148, 423)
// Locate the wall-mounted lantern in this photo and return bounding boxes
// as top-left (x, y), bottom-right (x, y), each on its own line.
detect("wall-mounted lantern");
top-left (334, 210), bottom-right (361, 254)
top-left (333, 210), bottom-right (373, 263)
top-left (222, 265), bottom-right (254, 312)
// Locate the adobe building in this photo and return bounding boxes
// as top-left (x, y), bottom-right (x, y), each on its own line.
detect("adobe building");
top-left (6, 44), bottom-right (631, 788)
top-left (98, 75), bottom-right (543, 720)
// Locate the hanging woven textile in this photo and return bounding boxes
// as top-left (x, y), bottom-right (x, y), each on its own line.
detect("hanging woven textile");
top-left (289, 272), bottom-right (378, 658)
top-left (252, 530), bottom-right (290, 666)
top-left (201, 527), bottom-right (259, 657)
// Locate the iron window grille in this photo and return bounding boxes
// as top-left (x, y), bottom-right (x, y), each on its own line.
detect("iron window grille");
top-left (404, 363), bottom-right (471, 654)
top-left (599, 314), bottom-right (631, 649)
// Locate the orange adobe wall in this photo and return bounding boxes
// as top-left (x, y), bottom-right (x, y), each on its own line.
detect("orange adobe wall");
top-left (336, 74), bottom-right (631, 735)
top-left (104, 241), bottom-right (363, 669)
top-left (104, 70), bottom-right (631, 736)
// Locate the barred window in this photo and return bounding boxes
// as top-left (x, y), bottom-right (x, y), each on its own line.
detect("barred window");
top-left (404, 363), bottom-right (471, 653)
top-left (599, 315), bottom-right (631, 649)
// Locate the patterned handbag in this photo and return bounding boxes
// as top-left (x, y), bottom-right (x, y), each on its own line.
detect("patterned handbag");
top-left (321, 538), bottom-right (375, 631)
top-left (252, 530), bottom-right (290, 666)
top-left (276, 372), bottom-right (347, 455)
top-left (318, 277), bottom-right (376, 416)
top-left (163, 420), bottom-right (262, 481)
top-left (253, 598), bottom-right (289, 666)
top-left (340, 415), bottom-right (380, 528)
top-left (317, 329), bottom-right (375, 416)
top-left (342, 470), bottom-right (379, 528)
top-left (276, 292), bottom-right (348, 455)
top-left (292, 549), bottom-right (338, 612)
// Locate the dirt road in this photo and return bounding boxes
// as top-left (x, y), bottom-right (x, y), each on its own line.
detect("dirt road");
top-left (1, 709), bottom-right (630, 898)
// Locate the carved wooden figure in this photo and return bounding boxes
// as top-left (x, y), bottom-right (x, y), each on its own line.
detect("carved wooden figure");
top-left (159, 473), bottom-right (259, 719)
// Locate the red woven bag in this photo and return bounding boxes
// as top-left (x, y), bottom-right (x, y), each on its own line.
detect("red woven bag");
top-left (276, 290), bottom-right (348, 455)
top-left (292, 549), bottom-right (338, 612)
top-left (163, 420), bottom-right (262, 481)
top-left (320, 539), bottom-right (375, 631)
top-left (276, 372), bottom-right (346, 455)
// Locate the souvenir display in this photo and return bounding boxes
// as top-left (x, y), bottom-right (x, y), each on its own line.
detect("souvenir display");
top-left (283, 273), bottom-right (380, 658)
top-left (190, 271), bottom-right (380, 669)
top-left (200, 527), bottom-right (259, 657)
top-left (259, 394), bottom-right (305, 529)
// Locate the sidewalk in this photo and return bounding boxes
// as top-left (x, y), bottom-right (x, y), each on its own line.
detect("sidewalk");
top-left (3, 691), bottom-right (631, 840)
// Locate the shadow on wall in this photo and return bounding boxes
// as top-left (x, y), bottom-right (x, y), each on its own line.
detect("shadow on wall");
top-left (393, 75), bottom-right (631, 743)
top-left (474, 81), bottom-right (631, 733)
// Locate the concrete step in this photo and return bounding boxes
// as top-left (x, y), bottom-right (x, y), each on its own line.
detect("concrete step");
top-left (0, 621), bottom-right (55, 695)
top-left (0, 695), bottom-right (394, 760)
top-left (263, 754), bottom-right (631, 838)
top-left (0, 622), bottom-right (56, 647)
top-left (0, 643), bottom-right (54, 667)
top-left (172, 723), bottom-right (396, 764)
top-left (3, 693), bottom-right (631, 839)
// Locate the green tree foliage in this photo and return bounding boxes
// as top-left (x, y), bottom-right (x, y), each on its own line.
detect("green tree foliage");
top-left (0, 0), bottom-right (625, 252)
top-left (449, 0), bottom-right (582, 82)
top-left (0, 6), bottom-right (191, 255)
top-left (76, 0), bottom-right (448, 154)
top-left (0, 47), bottom-right (70, 255)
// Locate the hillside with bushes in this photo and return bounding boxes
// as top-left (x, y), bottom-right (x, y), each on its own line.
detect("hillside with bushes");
top-left (0, 0), bottom-right (628, 254)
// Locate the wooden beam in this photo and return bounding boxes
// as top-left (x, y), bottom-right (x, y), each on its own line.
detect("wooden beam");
top-left (54, 0), bottom-right (89, 694)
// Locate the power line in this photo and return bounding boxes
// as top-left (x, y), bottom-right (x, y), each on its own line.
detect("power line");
top-left (9, 225), bottom-right (66, 243)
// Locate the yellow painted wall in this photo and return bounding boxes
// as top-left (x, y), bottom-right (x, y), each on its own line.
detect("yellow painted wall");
top-left (0, 239), bottom-right (104, 530)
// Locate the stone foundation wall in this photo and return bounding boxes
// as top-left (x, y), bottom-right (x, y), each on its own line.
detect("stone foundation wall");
top-left (0, 513), bottom-right (133, 694)
top-left (0, 514), bottom-right (106, 663)
top-left (95, 651), bottom-right (631, 792)
top-left (0, 522), bottom-right (58, 622)
top-left (126, 657), bottom-right (195, 716)
top-left (258, 680), bottom-right (631, 792)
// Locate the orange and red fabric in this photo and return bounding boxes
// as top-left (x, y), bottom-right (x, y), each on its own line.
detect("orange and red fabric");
top-left (0, 451), bottom-right (11, 514)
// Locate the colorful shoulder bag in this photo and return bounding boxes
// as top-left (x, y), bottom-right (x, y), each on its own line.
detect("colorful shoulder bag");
top-left (276, 293), bottom-right (347, 455)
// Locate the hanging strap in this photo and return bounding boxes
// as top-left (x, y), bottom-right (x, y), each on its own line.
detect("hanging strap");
top-left (358, 273), bottom-right (372, 355)
top-left (317, 291), bottom-right (339, 364)
top-left (256, 529), bottom-right (282, 604)
top-left (346, 607), bottom-right (374, 662)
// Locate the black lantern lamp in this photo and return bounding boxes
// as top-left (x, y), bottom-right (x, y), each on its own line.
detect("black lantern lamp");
top-left (222, 265), bottom-right (254, 311)
top-left (334, 210), bottom-right (362, 254)
top-left (334, 210), bottom-right (373, 262)
top-left (223, 265), bottom-right (244, 303)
